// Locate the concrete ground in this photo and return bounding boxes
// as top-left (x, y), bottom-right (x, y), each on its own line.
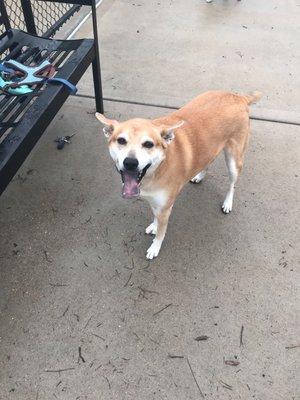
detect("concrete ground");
top-left (76, 0), bottom-right (300, 119)
top-left (0, 1), bottom-right (299, 400)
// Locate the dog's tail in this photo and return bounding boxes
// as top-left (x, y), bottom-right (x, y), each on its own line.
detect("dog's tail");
top-left (244, 91), bottom-right (263, 105)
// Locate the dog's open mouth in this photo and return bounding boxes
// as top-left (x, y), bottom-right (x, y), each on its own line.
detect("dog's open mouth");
top-left (120, 163), bottom-right (151, 199)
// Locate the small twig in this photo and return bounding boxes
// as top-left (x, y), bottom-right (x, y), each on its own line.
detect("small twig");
top-left (83, 315), bottom-right (93, 329)
top-left (138, 286), bottom-right (159, 296)
top-left (168, 354), bottom-right (184, 359)
top-left (240, 325), bottom-right (244, 347)
top-left (95, 363), bottom-right (102, 371)
top-left (186, 358), bottom-right (204, 398)
top-left (285, 344), bottom-right (300, 350)
top-left (78, 346), bottom-right (86, 363)
top-left (219, 380), bottom-right (233, 390)
top-left (73, 314), bottom-right (80, 322)
top-left (194, 335), bottom-right (209, 341)
top-left (153, 303), bottom-right (172, 317)
top-left (43, 250), bottom-right (53, 263)
top-left (91, 333), bottom-right (105, 341)
top-left (123, 272), bottom-right (132, 287)
top-left (83, 216), bottom-right (92, 224)
top-left (133, 332), bottom-right (140, 341)
top-left (104, 226), bottom-right (108, 237)
top-left (104, 376), bottom-right (111, 389)
top-left (45, 367), bottom-right (75, 373)
top-left (62, 305), bottom-right (69, 317)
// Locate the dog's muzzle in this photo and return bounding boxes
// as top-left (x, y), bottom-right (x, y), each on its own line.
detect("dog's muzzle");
top-left (120, 163), bottom-right (151, 199)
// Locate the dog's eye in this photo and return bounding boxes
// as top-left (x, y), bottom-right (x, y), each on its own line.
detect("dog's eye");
top-left (117, 137), bottom-right (127, 145)
top-left (142, 141), bottom-right (154, 149)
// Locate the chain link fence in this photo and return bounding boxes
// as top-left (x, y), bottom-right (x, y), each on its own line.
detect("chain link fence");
top-left (0, 0), bottom-right (81, 37)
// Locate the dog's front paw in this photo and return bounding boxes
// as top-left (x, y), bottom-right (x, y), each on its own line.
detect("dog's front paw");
top-left (145, 222), bottom-right (157, 235)
top-left (146, 240), bottom-right (161, 260)
top-left (222, 198), bottom-right (233, 214)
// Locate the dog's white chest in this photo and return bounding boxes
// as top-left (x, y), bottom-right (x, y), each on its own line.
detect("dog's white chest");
top-left (140, 188), bottom-right (168, 210)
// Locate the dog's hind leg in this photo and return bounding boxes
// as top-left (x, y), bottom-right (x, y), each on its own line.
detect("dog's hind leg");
top-left (190, 169), bottom-right (207, 184)
top-left (222, 144), bottom-right (244, 214)
top-left (222, 113), bottom-right (250, 213)
top-left (222, 149), bottom-right (237, 214)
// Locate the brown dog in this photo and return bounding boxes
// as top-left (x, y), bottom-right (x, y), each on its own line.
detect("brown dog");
top-left (96, 90), bottom-right (262, 259)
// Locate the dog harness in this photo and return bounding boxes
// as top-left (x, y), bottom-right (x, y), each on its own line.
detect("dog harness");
top-left (0, 60), bottom-right (77, 95)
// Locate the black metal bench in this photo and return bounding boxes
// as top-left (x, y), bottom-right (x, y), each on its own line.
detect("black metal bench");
top-left (0, 0), bottom-right (103, 195)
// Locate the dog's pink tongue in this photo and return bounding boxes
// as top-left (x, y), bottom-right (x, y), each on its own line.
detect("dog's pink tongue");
top-left (122, 171), bottom-right (140, 199)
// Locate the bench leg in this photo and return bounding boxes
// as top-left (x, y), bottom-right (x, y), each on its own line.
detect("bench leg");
top-left (91, 0), bottom-right (104, 113)
top-left (92, 55), bottom-right (104, 113)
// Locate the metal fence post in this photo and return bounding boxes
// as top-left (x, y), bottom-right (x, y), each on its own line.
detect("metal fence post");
top-left (20, 0), bottom-right (37, 35)
top-left (0, 0), bottom-right (12, 31)
top-left (91, 0), bottom-right (104, 113)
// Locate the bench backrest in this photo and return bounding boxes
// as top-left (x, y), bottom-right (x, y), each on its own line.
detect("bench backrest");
top-left (0, 0), bottom-right (82, 38)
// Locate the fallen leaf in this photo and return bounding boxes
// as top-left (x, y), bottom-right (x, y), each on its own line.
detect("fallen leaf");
top-left (224, 360), bottom-right (240, 366)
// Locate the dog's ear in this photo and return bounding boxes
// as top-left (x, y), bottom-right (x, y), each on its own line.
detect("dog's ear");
top-left (161, 120), bottom-right (184, 144)
top-left (95, 113), bottom-right (119, 139)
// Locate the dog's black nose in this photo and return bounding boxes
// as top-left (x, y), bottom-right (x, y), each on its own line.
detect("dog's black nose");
top-left (123, 157), bottom-right (139, 171)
